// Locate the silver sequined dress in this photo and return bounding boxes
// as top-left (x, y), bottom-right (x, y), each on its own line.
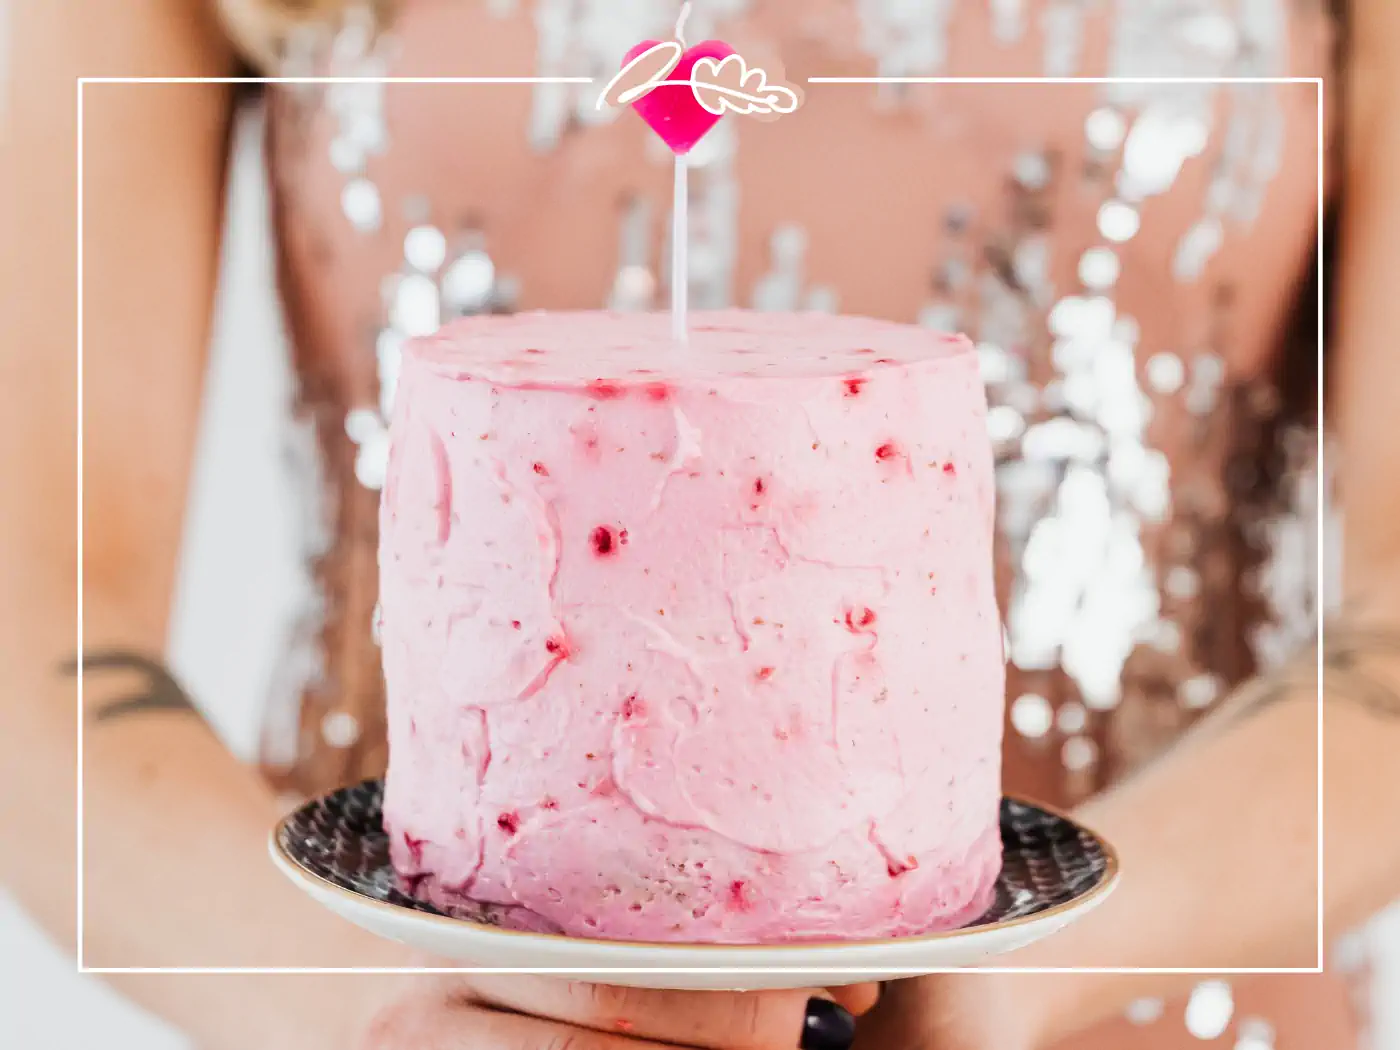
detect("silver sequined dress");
top-left (250, 1), bottom-right (1360, 1045)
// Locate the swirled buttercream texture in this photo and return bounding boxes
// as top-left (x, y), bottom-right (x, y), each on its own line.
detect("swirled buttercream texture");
top-left (381, 310), bottom-right (1004, 943)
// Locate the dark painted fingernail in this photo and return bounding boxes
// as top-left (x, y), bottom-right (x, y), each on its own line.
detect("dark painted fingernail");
top-left (801, 997), bottom-right (856, 1050)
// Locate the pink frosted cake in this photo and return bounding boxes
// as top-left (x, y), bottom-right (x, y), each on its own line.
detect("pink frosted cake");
top-left (379, 310), bottom-right (1004, 943)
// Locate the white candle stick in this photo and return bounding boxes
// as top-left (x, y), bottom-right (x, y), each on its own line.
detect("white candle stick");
top-left (675, 1), bottom-right (691, 46)
top-left (672, 153), bottom-right (688, 343)
top-left (670, 1), bottom-right (690, 345)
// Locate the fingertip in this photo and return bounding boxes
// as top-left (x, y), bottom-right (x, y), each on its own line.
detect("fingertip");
top-left (827, 982), bottom-right (881, 1017)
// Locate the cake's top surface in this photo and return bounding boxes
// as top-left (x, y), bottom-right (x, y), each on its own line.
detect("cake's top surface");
top-left (408, 309), bottom-right (973, 384)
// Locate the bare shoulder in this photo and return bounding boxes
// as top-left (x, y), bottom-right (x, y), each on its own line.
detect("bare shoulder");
top-left (11, 0), bottom-right (233, 72)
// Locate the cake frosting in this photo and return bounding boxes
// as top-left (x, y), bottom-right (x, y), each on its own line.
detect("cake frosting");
top-left (379, 309), bottom-right (1005, 943)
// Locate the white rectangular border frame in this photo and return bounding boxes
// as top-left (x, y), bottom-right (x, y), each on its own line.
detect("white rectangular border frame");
top-left (76, 74), bottom-right (1326, 976)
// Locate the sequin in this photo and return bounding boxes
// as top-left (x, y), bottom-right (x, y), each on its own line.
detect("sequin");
top-left (1048, 295), bottom-right (1115, 340)
top-left (1180, 672), bottom-right (1223, 709)
top-left (404, 225), bottom-right (448, 273)
top-left (527, 0), bottom-right (673, 151)
top-left (1092, 340), bottom-right (1141, 414)
top-left (1061, 735), bottom-right (1098, 772)
top-left (942, 256), bottom-right (972, 291)
top-left (1185, 384), bottom-right (1219, 416)
top-left (1041, 0), bottom-right (1086, 77)
top-left (441, 251), bottom-right (495, 317)
top-left (1085, 107), bottom-right (1128, 153)
top-left (1010, 693), bottom-right (1053, 738)
top-left (392, 274), bottom-right (441, 337)
top-left (990, 0), bottom-right (1025, 44)
top-left (328, 7), bottom-right (373, 65)
top-left (1023, 419), bottom-right (1105, 462)
top-left (752, 224), bottom-right (811, 312)
top-left (342, 108), bottom-right (388, 156)
top-left (1056, 701), bottom-right (1087, 734)
top-left (608, 195), bottom-right (657, 311)
top-left (943, 203), bottom-right (975, 235)
top-left (347, 408), bottom-right (392, 492)
top-left (1176, 11), bottom-right (1241, 60)
top-left (1097, 200), bottom-right (1141, 243)
top-left (986, 405), bottom-right (1026, 443)
top-left (1013, 236), bottom-right (1052, 297)
top-left (918, 301), bottom-right (962, 334)
top-left (977, 270), bottom-right (1032, 353)
top-left (857, 0), bottom-right (956, 81)
top-left (1185, 981), bottom-right (1234, 1040)
top-left (1013, 151), bottom-right (1052, 191)
top-left (402, 194), bottom-right (432, 225)
top-left (329, 137), bottom-right (362, 174)
top-left (771, 224), bottom-right (807, 262)
top-left (1078, 247), bottom-right (1121, 290)
top-left (346, 409), bottom-right (391, 491)
top-left (321, 710), bottom-right (362, 749)
top-left (354, 429), bottom-right (391, 490)
top-left (1129, 449), bottom-right (1171, 522)
top-left (1166, 566), bottom-right (1202, 601)
top-left (977, 343), bottom-right (1020, 385)
top-left (344, 407), bottom-right (381, 445)
top-left (1120, 111), bottom-right (1207, 203)
top-left (341, 178), bottom-right (382, 232)
top-left (1008, 589), bottom-right (1062, 672)
top-left (609, 264), bottom-right (657, 312)
top-left (321, 14), bottom-right (389, 189)
top-left (1235, 1017), bottom-right (1277, 1050)
top-left (1174, 217), bottom-right (1225, 282)
top-left (1062, 372), bottom-right (1096, 416)
top-left (1186, 353), bottom-right (1227, 415)
top-left (1126, 997), bottom-right (1166, 1026)
top-left (804, 286), bottom-right (840, 313)
top-left (492, 273), bottom-right (522, 313)
top-left (376, 329), bottom-right (403, 418)
top-left (1152, 619), bottom-right (1183, 653)
top-left (1146, 351), bottom-right (1186, 394)
top-left (1251, 443), bottom-right (1322, 671)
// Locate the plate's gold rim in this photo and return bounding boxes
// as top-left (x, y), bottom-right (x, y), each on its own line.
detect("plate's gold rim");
top-left (269, 791), bottom-right (1120, 955)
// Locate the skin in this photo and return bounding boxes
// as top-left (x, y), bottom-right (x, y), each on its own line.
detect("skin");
top-left (355, 978), bottom-right (880, 1049)
top-left (1, 2), bottom-right (1398, 1049)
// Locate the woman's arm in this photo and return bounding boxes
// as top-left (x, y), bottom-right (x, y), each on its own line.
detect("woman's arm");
top-left (990, 649), bottom-right (1397, 1045)
top-left (857, 7), bottom-right (1400, 1047)
top-left (1337, 0), bottom-right (1400, 603)
top-left (856, 651), bottom-right (1398, 1049)
top-left (0, 4), bottom-right (417, 1047)
top-left (0, 10), bottom-right (875, 1050)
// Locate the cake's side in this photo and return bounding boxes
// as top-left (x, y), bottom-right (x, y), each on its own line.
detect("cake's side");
top-left (379, 313), bottom-right (1004, 943)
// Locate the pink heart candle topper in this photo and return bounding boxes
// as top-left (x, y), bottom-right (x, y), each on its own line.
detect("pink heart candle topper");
top-left (623, 38), bottom-right (736, 155)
